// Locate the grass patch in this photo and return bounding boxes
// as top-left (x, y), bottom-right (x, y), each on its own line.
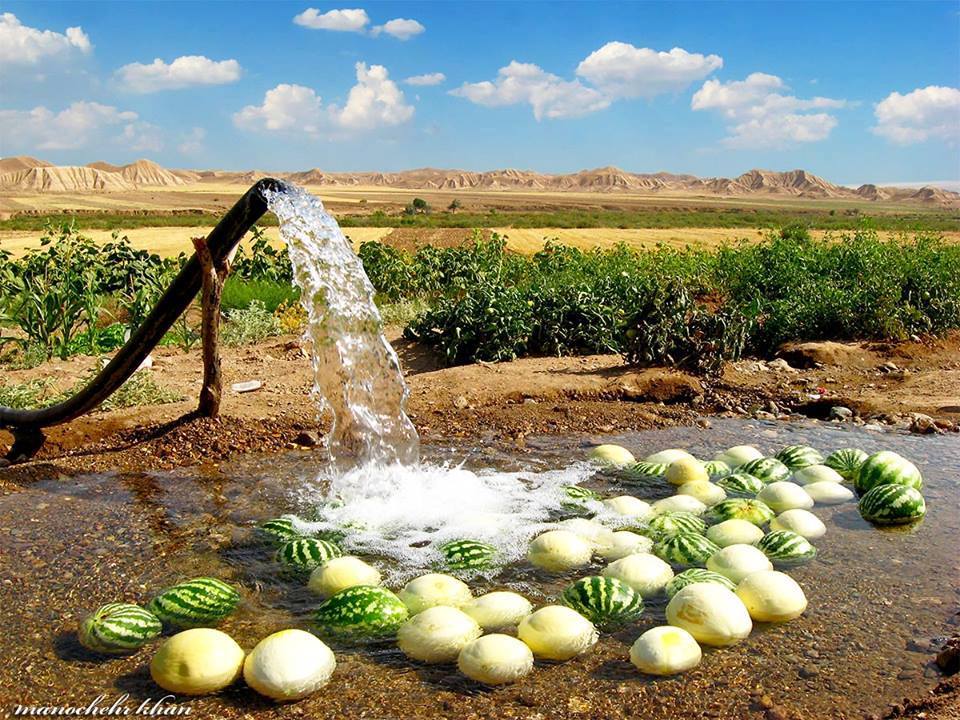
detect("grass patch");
top-left (0, 369), bottom-right (181, 411)
top-left (222, 300), bottom-right (281, 346)
top-left (221, 277), bottom-right (299, 312)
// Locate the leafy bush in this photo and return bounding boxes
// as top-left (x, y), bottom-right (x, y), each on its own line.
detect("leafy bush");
top-left (222, 300), bottom-right (281, 346)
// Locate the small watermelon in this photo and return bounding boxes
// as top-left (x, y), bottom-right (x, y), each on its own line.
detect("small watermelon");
top-left (854, 451), bottom-right (923, 496)
top-left (562, 485), bottom-right (600, 513)
top-left (653, 532), bottom-right (720, 567)
top-left (702, 460), bottom-right (732, 478)
top-left (858, 484), bottom-right (926, 525)
top-left (620, 461), bottom-right (669, 481)
top-left (739, 458), bottom-right (791, 484)
top-left (276, 538), bottom-right (342, 573)
top-left (756, 530), bottom-right (817, 564)
top-left (560, 576), bottom-right (644, 629)
top-left (716, 472), bottom-right (765, 498)
top-left (775, 445), bottom-right (824, 471)
top-left (665, 568), bottom-right (737, 598)
top-left (706, 499), bottom-right (776, 526)
top-left (439, 540), bottom-right (497, 570)
top-left (315, 585), bottom-right (409, 638)
top-left (644, 511), bottom-right (706, 539)
top-left (79, 603), bottom-right (162, 654)
top-left (824, 448), bottom-right (868, 481)
top-left (147, 577), bottom-right (240, 629)
top-left (257, 517), bottom-right (301, 544)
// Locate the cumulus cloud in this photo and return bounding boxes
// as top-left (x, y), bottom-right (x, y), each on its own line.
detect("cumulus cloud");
top-left (576, 42), bottom-right (722, 99)
top-left (0, 12), bottom-right (91, 65)
top-left (451, 42), bottom-right (722, 120)
top-left (372, 18), bottom-right (425, 40)
top-left (0, 101), bottom-right (144, 151)
top-left (116, 55), bottom-right (242, 93)
top-left (404, 72), bottom-right (446, 86)
top-left (872, 86), bottom-right (960, 145)
top-left (233, 62), bottom-right (413, 137)
top-left (691, 72), bottom-right (847, 148)
top-left (450, 61), bottom-right (610, 120)
top-left (293, 8), bottom-right (370, 32)
top-left (178, 127), bottom-right (207, 155)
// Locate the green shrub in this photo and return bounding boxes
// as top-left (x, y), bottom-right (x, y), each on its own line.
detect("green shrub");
top-left (221, 278), bottom-right (300, 312)
top-left (222, 300), bottom-right (281, 346)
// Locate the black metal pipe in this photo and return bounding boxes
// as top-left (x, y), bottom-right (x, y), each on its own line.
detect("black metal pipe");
top-left (0, 178), bottom-right (285, 434)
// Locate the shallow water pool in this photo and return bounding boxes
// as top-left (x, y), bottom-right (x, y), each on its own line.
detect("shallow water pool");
top-left (0, 418), bottom-right (956, 719)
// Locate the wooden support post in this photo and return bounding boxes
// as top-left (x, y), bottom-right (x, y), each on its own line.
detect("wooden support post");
top-left (192, 235), bottom-right (229, 418)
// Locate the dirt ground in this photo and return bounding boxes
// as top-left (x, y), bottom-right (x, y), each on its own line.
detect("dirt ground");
top-left (1, 329), bottom-right (958, 474)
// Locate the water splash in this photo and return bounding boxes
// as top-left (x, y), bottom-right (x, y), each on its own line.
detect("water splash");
top-left (265, 183), bottom-right (419, 465)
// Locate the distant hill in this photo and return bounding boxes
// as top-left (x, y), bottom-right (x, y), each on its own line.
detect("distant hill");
top-left (1, 157), bottom-right (957, 206)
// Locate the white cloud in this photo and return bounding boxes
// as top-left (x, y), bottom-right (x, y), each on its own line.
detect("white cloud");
top-left (122, 122), bottom-right (163, 153)
top-left (116, 55), bottom-right (242, 93)
top-left (178, 127), bottom-right (207, 155)
top-left (294, 8), bottom-right (370, 32)
top-left (450, 61), bottom-right (610, 120)
top-left (872, 86), bottom-right (960, 145)
top-left (0, 101), bottom-right (144, 151)
top-left (691, 72), bottom-right (847, 148)
top-left (404, 72), bottom-right (445, 86)
top-left (576, 42), bottom-right (722, 99)
top-left (233, 62), bottom-right (413, 137)
top-left (372, 18), bottom-right (425, 40)
top-left (0, 12), bottom-right (91, 65)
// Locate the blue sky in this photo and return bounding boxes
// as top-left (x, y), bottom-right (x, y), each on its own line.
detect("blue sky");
top-left (1, 1), bottom-right (958, 186)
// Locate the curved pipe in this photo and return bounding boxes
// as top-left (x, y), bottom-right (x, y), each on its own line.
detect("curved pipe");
top-left (0, 178), bottom-right (285, 433)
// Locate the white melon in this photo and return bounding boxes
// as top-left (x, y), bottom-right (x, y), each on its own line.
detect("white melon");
top-left (588, 444), bottom-right (636, 467)
top-left (602, 553), bottom-right (674, 596)
top-left (457, 634), bottom-right (534, 685)
top-left (629, 626), bottom-right (702, 675)
top-left (597, 531), bottom-right (654, 561)
top-left (398, 573), bottom-right (472, 615)
top-left (706, 544), bottom-right (773, 584)
top-left (716, 445), bottom-right (764, 469)
top-left (646, 449), bottom-right (697, 465)
top-left (677, 480), bottom-right (726, 506)
top-left (554, 518), bottom-right (616, 550)
top-left (736, 570), bottom-right (808, 622)
top-left (602, 495), bottom-right (652, 519)
top-left (517, 605), bottom-right (598, 661)
top-left (706, 519), bottom-right (765, 548)
top-left (757, 482), bottom-right (815, 513)
top-left (793, 464), bottom-right (845, 485)
top-left (527, 530), bottom-right (593, 572)
top-left (243, 629), bottom-right (336, 701)
top-left (462, 592), bottom-right (533, 631)
top-left (769, 509), bottom-right (826, 539)
top-left (802, 481), bottom-right (854, 505)
top-left (308, 556), bottom-right (381, 598)
top-left (397, 606), bottom-right (483, 663)
top-left (665, 583), bottom-right (752, 647)
top-left (651, 495), bottom-right (707, 516)
top-left (150, 628), bottom-right (244, 696)
top-left (665, 458), bottom-right (709, 487)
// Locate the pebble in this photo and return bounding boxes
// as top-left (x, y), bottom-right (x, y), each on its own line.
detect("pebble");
top-left (829, 406), bottom-right (853, 420)
top-left (231, 380), bottom-right (262, 393)
top-left (294, 430), bottom-right (322, 447)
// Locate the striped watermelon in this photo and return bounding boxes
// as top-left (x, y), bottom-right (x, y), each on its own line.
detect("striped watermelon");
top-left (703, 460), bottom-right (732, 478)
top-left (276, 538), bottom-right (342, 573)
top-left (563, 486), bottom-right (600, 513)
top-left (858, 485), bottom-right (926, 525)
top-left (439, 540), bottom-right (497, 570)
top-left (79, 603), bottom-right (162, 654)
top-left (644, 511), bottom-right (706, 539)
top-left (620, 461), bottom-right (669, 482)
top-left (716, 472), bottom-right (765, 498)
top-left (315, 585), bottom-right (409, 638)
top-left (739, 458), bottom-right (791, 484)
top-left (824, 448), bottom-right (868, 481)
top-left (654, 532), bottom-right (720, 567)
top-left (560, 576), bottom-right (644, 629)
top-left (775, 445), bottom-right (824, 471)
top-left (665, 568), bottom-right (736, 598)
top-left (706, 499), bottom-right (776, 526)
top-left (854, 451), bottom-right (923, 496)
top-left (756, 530), bottom-right (817, 564)
top-left (147, 577), bottom-right (240, 629)
top-left (257, 517), bottom-right (301, 544)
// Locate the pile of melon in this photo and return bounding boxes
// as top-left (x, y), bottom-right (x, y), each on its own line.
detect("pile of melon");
top-left (74, 439), bottom-right (927, 699)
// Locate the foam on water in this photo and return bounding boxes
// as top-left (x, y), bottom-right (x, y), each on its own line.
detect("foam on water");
top-left (265, 183), bottom-right (419, 465)
top-left (293, 461), bottom-right (598, 582)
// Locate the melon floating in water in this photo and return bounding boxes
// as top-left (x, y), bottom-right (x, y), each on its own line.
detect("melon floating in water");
top-left (645, 511), bottom-right (707, 539)
top-left (855, 451), bottom-right (923, 496)
top-left (756, 530), bottom-right (817, 565)
top-left (602, 553), bottom-right (674, 596)
top-left (554, 518), bottom-right (616, 550)
top-left (803, 481), bottom-right (854, 505)
top-left (458, 634), bottom-right (534, 685)
top-left (677, 480), bottom-right (726, 506)
top-left (651, 495), bottom-right (707, 516)
top-left (775, 445), bottom-right (824, 471)
top-left (150, 628), bottom-right (244, 696)
top-left (78, 603), bottom-right (162, 655)
top-left (276, 537), bottom-right (343, 574)
top-left (824, 448), bottom-right (868, 480)
top-left (716, 445), bottom-right (764, 469)
top-left (665, 458), bottom-right (709, 487)
top-left (462, 592), bottom-right (533, 631)
top-left (793, 464), bottom-right (845, 486)
top-left (702, 460), bottom-right (732, 478)
top-left (757, 482), bottom-right (815, 513)
top-left (654, 532), bottom-right (721, 568)
top-left (602, 495), bottom-right (652, 519)
top-left (560, 576), bottom-right (644, 629)
top-left (665, 568), bottom-right (737, 598)
top-left (528, 530), bottom-right (593, 572)
top-left (308, 556), bottom-right (381, 598)
top-left (588, 444), bottom-right (636, 467)
top-left (517, 605), bottom-right (599, 661)
top-left (438, 539), bottom-right (497, 570)
top-left (147, 577), bottom-right (240, 629)
top-left (597, 531), bottom-right (654, 561)
top-left (398, 573), bottom-right (472, 615)
top-left (630, 625), bottom-right (703, 675)
top-left (666, 583), bottom-right (752, 647)
top-left (770, 509), bottom-right (826, 539)
top-left (706, 544), bottom-right (773, 584)
top-left (243, 629), bottom-right (336, 701)
top-left (397, 606), bottom-right (483, 664)
top-left (646, 449), bottom-right (697, 465)
top-left (716, 472), bottom-right (765, 498)
top-left (706, 519), bottom-right (765, 548)
top-left (257, 517), bottom-right (303, 545)
top-left (739, 457), bottom-right (791, 484)
top-left (736, 570), bottom-right (808, 622)
top-left (314, 585), bottom-right (409, 638)
top-left (859, 484), bottom-right (926, 525)
top-left (706, 498), bottom-right (776, 526)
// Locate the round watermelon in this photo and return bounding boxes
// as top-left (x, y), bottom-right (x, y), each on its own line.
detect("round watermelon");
top-left (439, 539), bottom-right (497, 570)
top-left (79, 603), bottom-right (162, 654)
top-left (147, 578), bottom-right (240, 629)
top-left (664, 568), bottom-right (737, 598)
top-left (824, 448), bottom-right (868, 481)
top-left (705, 499), bottom-right (776, 526)
top-left (315, 585), bottom-right (409, 638)
top-left (739, 458), bottom-right (791, 484)
top-left (560, 576), bottom-right (644, 629)
top-left (756, 530), bottom-right (817, 565)
top-left (775, 445), bottom-right (824, 471)
top-left (854, 451), bottom-right (923, 496)
top-left (654, 533), bottom-right (720, 567)
top-left (716, 472), bottom-right (765, 498)
top-left (858, 484), bottom-right (926, 525)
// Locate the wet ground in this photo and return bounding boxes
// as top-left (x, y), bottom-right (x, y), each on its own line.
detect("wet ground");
top-left (0, 418), bottom-right (957, 719)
